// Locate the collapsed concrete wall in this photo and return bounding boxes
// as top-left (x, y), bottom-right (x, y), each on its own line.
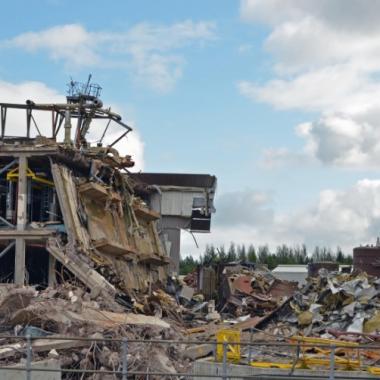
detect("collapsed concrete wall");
top-left (0, 97), bottom-right (169, 297)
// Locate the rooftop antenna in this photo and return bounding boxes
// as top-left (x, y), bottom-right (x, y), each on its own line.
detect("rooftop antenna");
top-left (66, 74), bottom-right (102, 104)
top-left (66, 75), bottom-right (103, 147)
top-left (83, 74), bottom-right (92, 95)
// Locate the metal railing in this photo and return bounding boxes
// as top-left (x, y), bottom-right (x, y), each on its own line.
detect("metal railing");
top-left (0, 334), bottom-right (378, 379)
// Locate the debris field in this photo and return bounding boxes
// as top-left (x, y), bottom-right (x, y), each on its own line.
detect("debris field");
top-left (1, 81), bottom-right (380, 378)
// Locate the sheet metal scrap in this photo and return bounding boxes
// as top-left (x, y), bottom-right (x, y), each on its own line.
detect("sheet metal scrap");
top-left (265, 269), bottom-right (380, 338)
top-left (222, 268), bottom-right (297, 319)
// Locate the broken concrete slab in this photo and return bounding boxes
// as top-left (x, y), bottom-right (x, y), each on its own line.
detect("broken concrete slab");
top-left (9, 300), bottom-right (170, 330)
top-left (184, 344), bottom-right (214, 360)
top-left (0, 337), bottom-right (89, 360)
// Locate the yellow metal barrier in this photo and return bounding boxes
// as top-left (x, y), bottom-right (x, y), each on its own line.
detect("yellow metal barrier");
top-left (290, 335), bottom-right (359, 348)
top-left (216, 329), bottom-right (241, 363)
top-left (367, 366), bottom-right (380, 375)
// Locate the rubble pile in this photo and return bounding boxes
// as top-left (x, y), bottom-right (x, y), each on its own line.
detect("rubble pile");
top-left (176, 266), bottom-right (299, 344)
top-left (221, 268), bottom-right (298, 320)
top-left (3, 262), bottom-right (380, 376)
top-left (0, 283), bottom-right (192, 378)
top-left (266, 269), bottom-right (380, 340)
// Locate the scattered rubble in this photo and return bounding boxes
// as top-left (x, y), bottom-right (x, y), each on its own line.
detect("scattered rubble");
top-left (0, 263), bottom-right (301, 376)
top-left (264, 269), bottom-right (380, 339)
top-left (0, 283), bottom-right (189, 377)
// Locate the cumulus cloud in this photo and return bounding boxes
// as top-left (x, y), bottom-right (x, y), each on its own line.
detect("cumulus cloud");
top-left (238, 0), bottom-right (380, 168)
top-left (182, 180), bottom-right (380, 257)
top-left (240, 1), bottom-right (380, 34)
top-left (277, 179), bottom-right (380, 248)
top-left (0, 79), bottom-right (145, 170)
top-left (3, 21), bottom-right (216, 92)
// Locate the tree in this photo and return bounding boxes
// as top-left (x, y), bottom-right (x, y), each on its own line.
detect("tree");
top-left (336, 246), bottom-right (344, 263)
top-left (201, 245), bottom-right (217, 265)
top-left (217, 246), bottom-right (227, 263)
top-left (258, 245), bottom-right (270, 265)
top-left (227, 242), bottom-right (237, 262)
top-left (238, 245), bottom-right (247, 261)
top-left (247, 245), bottom-right (257, 262)
top-left (179, 256), bottom-right (198, 275)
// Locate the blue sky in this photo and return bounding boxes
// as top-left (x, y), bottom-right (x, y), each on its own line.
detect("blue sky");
top-left (2, 0), bottom-right (380, 257)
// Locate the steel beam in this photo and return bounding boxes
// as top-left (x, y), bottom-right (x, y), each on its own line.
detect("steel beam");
top-left (0, 241), bottom-right (15, 259)
top-left (0, 158), bottom-right (18, 176)
top-left (0, 216), bottom-right (15, 228)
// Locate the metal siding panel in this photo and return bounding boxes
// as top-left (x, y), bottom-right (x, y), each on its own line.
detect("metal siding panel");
top-left (161, 191), bottom-right (199, 217)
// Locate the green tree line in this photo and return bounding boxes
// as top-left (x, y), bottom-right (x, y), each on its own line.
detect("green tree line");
top-left (179, 243), bottom-right (353, 275)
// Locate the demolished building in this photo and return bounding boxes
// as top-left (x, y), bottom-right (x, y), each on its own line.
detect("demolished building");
top-left (0, 81), bottom-right (215, 296)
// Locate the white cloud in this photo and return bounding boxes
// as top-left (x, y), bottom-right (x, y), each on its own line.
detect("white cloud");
top-left (4, 21), bottom-right (216, 93)
top-left (277, 179), bottom-right (380, 248)
top-left (238, 0), bottom-right (380, 168)
top-left (182, 180), bottom-right (380, 257)
top-left (0, 79), bottom-right (145, 170)
top-left (240, 1), bottom-right (380, 34)
top-left (8, 25), bottom-right (98, 66)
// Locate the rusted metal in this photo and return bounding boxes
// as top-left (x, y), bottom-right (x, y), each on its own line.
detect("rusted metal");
top-left (353, 246), bottom-right (380, 276)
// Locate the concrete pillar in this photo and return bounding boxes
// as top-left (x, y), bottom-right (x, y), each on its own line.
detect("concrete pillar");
top-left (166, 227), bottom-right (181, 274)
top-left (14, 155), bottom-right (27, 285)
top-left (14, 238), bottom-right (25, 285)
top-left (161, 216), bottom-right (189, 274)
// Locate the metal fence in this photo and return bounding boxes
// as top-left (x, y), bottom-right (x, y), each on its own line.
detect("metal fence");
top-left (0, 334), bottom-right (379, 379)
